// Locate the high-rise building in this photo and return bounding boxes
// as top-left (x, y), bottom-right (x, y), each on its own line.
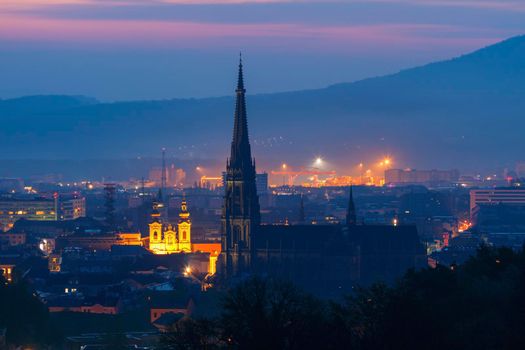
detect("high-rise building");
top-left (256, 172), bottom-right (269, 195)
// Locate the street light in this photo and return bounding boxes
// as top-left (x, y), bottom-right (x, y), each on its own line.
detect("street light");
top-left (184, 266), bottom-right (192, 276)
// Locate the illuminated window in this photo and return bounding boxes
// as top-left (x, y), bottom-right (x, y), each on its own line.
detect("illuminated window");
top-left (36, 211), bottom-right (45, 215)
top-left (183, 231), bottom-right (187, 240)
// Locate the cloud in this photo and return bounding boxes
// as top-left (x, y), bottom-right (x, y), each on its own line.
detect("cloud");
top-left (374, 0), bottom-right (525, 11)
top-left (0, 13), bottom-right (505, 53)
top-left (3, 0), bottom-right (525, 9)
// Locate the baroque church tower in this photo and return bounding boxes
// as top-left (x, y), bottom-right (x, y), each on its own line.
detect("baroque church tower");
top-left (177, 198), bottom-right (192, 252)
top-left (148, 198), bottom-right (192, 254)
top-left (220, 57), bottom-right (261, 277)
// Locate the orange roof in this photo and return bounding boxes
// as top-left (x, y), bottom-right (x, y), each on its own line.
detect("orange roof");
top-left (192, 243), bottom-right (221, 256)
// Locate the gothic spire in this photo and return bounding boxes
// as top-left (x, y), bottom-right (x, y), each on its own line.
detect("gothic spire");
top-left (237, 52), bottom-right (244, 91)
top-left (347, 185), bottom-right (357, 226)
top-left (230, 54), bottom-right (251, 168)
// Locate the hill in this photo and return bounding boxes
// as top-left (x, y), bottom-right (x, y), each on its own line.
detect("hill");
top-left (1, 35), bottom-right (524, 176)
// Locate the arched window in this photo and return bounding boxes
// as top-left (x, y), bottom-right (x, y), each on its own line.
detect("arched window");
top-left (182, 231), bottom-right (187, 240)
top-left (153, 231), bottom-right (158, 241)
top-left (167, 235), bottom-right (173, 245)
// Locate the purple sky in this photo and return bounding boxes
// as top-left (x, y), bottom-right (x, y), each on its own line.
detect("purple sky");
top-left (1, 0), bottom-right (524, 100)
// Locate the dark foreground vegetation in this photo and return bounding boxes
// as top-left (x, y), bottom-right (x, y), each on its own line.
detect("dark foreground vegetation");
top-left (162, 246), bottom-right (525, 350)
top-left (0, 277), bottom-right (60, 348)
top-left (1, 246), bottom-right (525, 349)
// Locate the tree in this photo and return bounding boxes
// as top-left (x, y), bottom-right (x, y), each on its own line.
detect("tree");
top-left (0, 275), bottom-right (61, 347)
top-left (160, 318), bottom-right (219, 350)
top-left (220, 277), bottom-right (328, 350)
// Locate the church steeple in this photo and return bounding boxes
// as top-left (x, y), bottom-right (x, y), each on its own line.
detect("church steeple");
top-left (220, 56), bottom-right (261, 277)
top-left (347, 186), bottom-right (357, 226)
top-left (230, 54), bottom-right (252, 169)
top-left (237, 53), bottom-right (245, 91)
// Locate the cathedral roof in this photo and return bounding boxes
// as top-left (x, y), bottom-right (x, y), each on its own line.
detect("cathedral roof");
top-left (255, 224), bottom-right (424, 256)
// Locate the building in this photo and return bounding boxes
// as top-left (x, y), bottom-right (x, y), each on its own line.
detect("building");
top-left (385, 168), bottom-right (459, 185)
top-left (149, 199), bottom-right (193, 254)
top-left (144, 196), bottom-right (221, 274)
top-left (0, 197), bottom-right (56, 231)
top-left (149, 291), bottom-right (194, 323)
top-left (0, 195), bottom-right (86, 231)
top-left (0, 232), bottom-right (26, 247)
top-left (60, 196), bottom-right (86, 220)
top-left (469, 188), bottom-right (525, 217)
top-left (256, 172), bottom-right (269, 195)
top-left (117, 232), bottom-right (143, 246)
top-left (218, 59), bottom-right (426, 292)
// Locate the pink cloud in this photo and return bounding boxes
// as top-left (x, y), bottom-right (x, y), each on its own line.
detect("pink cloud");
top-left (0, 14), bottom-right (506, 53)
top-left (2, 0), bottom-right (525, 10)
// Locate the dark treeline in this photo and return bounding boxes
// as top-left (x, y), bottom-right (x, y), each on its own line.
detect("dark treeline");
top-left (162, 246), bottom-right (525, 350)
top-left (0, 276), bottom-right (60, 348)
top-left (2, 246), bottom-right (525, 349)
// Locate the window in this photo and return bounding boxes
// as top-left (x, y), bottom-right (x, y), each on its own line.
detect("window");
top-left (183, 231), bottom-right (187, 240)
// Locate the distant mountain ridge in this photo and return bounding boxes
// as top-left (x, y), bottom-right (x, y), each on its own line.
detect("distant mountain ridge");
top-left (1, 35), bottom-right (524, 176)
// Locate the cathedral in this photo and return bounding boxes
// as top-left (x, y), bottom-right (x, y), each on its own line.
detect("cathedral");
top-left (149, 199), bottom-right (192, 254)
top-left (218, 58), bottom-right (427, 293)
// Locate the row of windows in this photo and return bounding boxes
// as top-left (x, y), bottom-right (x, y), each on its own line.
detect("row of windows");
top-left (0, 210), bottom-right (54, 215)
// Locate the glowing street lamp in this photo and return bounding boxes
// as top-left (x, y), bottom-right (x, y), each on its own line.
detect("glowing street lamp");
top-left (184, 266), bottom-right (192, 276)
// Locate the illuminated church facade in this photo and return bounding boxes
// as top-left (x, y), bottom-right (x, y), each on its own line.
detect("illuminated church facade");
top-left (149, 199), bottom-right (192, 254)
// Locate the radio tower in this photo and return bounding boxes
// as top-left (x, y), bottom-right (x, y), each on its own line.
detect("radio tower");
top-left (160, 147), bottom-right (167, 202)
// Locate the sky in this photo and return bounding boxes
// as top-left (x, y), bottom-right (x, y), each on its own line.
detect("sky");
top-left (0, 0), bottom-right (524, 101)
